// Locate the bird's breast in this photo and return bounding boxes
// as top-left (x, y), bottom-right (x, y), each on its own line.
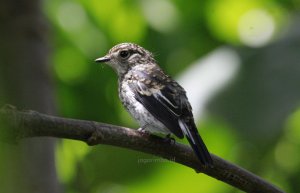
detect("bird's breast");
top-left (119, 80), bottom-right (169, 134)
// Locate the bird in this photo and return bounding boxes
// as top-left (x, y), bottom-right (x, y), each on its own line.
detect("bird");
top-left (95, 43), bottom-right (213, 167)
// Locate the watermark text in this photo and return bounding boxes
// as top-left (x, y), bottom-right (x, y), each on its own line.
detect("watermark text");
top-left (137, 157), bottom-right (175, 164)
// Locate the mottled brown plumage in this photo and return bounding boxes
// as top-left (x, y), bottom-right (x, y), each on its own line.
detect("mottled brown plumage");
top-left (95, 43), bottom-right (213, 166)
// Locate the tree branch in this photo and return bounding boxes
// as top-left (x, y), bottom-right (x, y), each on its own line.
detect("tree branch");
top-left (0, 105), bottom-right (284, 193)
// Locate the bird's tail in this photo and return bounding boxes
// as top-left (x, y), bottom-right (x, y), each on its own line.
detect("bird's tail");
top-left (179, 120), bottom-right (213, 167)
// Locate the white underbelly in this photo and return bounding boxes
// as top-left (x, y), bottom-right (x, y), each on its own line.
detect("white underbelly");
top-left (119, 82), bottom-right (170, 134)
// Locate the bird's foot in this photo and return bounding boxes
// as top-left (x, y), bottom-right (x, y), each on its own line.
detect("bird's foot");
top-left (138, 127), bottom-right (151, 136)
top-left (138, 127), bottom-right (145, 132)
top-left (164, 134), bottom-right (176, 145)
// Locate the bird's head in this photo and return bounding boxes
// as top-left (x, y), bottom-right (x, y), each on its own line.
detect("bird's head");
top-left (95, 43), bottom-right (155, 75)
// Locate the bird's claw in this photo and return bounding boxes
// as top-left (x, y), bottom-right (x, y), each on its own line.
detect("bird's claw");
top-left (138, 127), bottom-right (151, 136)
top-left (164, 134), bottom-right (176, 145)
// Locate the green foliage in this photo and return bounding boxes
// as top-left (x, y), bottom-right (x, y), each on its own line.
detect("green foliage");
top-left (205, 0), bottom-right (287, 45)
top-left (56, 140), bottom-right (90, 183)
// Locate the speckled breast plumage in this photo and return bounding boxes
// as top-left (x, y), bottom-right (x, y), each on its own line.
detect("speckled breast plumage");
top-left (118, 67), bottom-right (170, 134)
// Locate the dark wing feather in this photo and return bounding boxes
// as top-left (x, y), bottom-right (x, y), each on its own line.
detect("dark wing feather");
top-left (128, 68), bottom-right (213, 166)
top-left (127, 68), bottom-right (184, 138)
top-left (129, 81), bottom-right (184, 138)
top-left (179, 119), bottom-right (213, 167)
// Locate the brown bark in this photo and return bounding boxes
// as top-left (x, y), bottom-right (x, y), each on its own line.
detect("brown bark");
top-left (0, 106), bottom-right (285, 193)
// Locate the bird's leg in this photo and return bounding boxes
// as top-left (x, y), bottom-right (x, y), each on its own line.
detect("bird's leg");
top-left (164, 133), bottom-right (176, 145)
top-left (137, 127), bottom-right (145, 132)
top-left (138, 125), bottom-right (151, 136)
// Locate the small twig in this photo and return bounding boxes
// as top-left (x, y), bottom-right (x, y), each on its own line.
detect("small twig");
top-left (0, 105), bottom-right (285, 193)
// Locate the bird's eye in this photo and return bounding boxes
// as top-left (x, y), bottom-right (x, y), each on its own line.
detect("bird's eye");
top-left (119, 50), bottom-right (130, 58)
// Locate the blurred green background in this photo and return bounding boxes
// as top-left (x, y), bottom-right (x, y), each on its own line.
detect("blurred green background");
top-left (1, 0), bottom-right (300, 192)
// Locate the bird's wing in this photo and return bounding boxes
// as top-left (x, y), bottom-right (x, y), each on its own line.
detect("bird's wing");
top-left (128, 68), bottom-right (213, 166)
top-left (127, 69), bottom-right (184, 138)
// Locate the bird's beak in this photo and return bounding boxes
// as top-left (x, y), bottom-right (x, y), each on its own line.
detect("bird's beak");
top-left (95, 55), bottom-right (111, 63)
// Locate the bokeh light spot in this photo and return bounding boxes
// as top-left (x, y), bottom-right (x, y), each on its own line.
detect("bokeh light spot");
top-left (238, 9), bottom-right (275, 47)
top-left (205, 0), bottom-right (286, 46)
top-left (57, 2), bottom-right (87, 32)
top-left (274, 108), bottom-right (300, 173)
top-left (56, 140), bottom-right (90, 183)
top-left (141, 0), bottom-right (179, 33)
top-left (286, 108), bottom-right (300, 144)
top-left (275, 141), bottom-right (300, 173)
top-left (88, 0), bottom-right (146, 42)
